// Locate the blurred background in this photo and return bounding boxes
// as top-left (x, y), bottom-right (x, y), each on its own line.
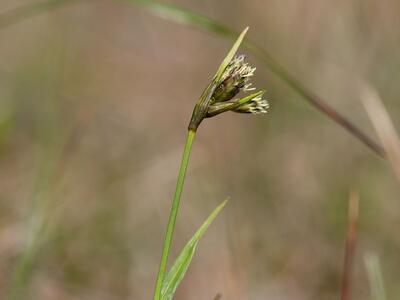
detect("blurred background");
top-left (0, 0), bottom-right (399, 299)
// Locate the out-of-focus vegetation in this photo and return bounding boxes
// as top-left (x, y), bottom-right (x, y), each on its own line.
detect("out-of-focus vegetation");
top-left (0, 1), bottom-right (400, 299)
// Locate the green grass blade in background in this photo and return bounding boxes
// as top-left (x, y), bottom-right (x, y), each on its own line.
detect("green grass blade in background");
top-left (161, 199), bottom-right (228, 300)
top-left (124, 0), bottom-right (234, 37)
top-left (365, 253), bottom-right (387, 300)
top-left (8, 135), bottom-right (65, 300)
top-left (0, 0), bottom-right (78, 30)
top-left (0, 0), bottom-right (385, 157)
top-left (129, 0), bottom-right (385, 158)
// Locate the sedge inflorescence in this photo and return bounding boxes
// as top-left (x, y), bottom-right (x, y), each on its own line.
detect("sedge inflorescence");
top-left (188, 28), bottom-right (269, 131)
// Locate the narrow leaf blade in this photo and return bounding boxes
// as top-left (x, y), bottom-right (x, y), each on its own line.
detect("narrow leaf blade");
top-left (161, 198), bottom-right (228, 300)
top-left (213, 27), bottom-right (248, 82)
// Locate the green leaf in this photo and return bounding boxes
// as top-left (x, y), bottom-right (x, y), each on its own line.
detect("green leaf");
top-left (161, 198), bottom-right (228, 300)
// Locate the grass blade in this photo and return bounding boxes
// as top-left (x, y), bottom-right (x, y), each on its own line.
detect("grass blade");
top-left (161, 198), bottom-right (228, 300)
top-left (364, 253), bottom-right (387, 300)
top-left (0, 0), bottom-right (79, 30)
top-left (130, 0), bottom-right (385, 158)
top-left (361, 85), bottom-right (400, 181)
top-left (0, 0), bottom-right (385, 158)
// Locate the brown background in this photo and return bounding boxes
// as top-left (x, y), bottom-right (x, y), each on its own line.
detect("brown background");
top-left (0, 0), bottom-right (399, 299)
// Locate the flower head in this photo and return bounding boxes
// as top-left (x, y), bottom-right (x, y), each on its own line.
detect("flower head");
top-left (188, 27), bottom-right (269, 131)
top-left (233, 93), bottom-right (269, 114)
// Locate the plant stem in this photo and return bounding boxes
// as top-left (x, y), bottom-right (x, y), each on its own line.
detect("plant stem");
top-left (340, 189), bottom-right (359, 300)
top-left (153, 129), bottom-right (196, 300)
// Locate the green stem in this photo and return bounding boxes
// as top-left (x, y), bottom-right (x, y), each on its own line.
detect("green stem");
top-left (153, 129), bottom-right (196, 300)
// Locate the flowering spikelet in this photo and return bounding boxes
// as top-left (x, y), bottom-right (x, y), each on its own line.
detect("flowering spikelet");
top-left (212, 55), bottom-right (256, 103)
top-left (233, 93), bottom-right (269, 114)
top-left (208, 54), bottom-right (268, 115)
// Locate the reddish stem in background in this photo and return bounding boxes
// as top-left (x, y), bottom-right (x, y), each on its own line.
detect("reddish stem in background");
top-left (340, 189), bottom-right (359, 300)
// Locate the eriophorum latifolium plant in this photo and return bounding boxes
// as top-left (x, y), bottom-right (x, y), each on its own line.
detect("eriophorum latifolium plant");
top-left (152, 27), bottom-right (269, 300)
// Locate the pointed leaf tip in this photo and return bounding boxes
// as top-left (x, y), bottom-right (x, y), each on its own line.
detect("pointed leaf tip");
top-left (161, 198), bottom-right (229, 300)
top-left (214, 27), bottom-right (249, 82)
